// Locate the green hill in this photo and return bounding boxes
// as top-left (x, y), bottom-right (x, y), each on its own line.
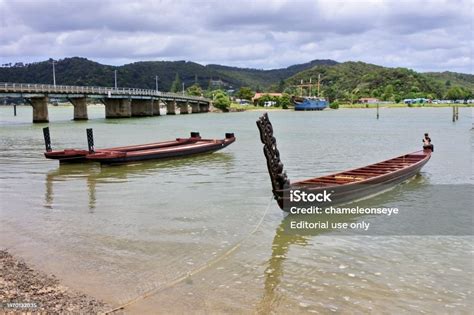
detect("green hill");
top-left (0, 58), bottom-right (472, 101)
top-left (285, 61), bottom-right (474, 102)
top-left (0, 58), bottom-right (226, 91)
top-left (0, 57), bottom-right (329, 91)
top-left (207, 59), bottom-right (337, 90)
top-left (424, 71), bottom-right (474, 91)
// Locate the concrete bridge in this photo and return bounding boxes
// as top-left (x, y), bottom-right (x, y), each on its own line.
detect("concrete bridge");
top-left (0, 82), bottom-right (212, 123)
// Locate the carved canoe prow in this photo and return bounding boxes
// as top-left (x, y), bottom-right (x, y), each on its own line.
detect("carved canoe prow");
top-left (256, 113), bottom-right (290, 207)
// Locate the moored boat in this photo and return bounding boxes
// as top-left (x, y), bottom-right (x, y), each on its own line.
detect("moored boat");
top-left (86, 133), bottom-right (236, 165)
top-left (43, 127), bottom-right (235, 164)
top-left (256, 113), bottom-right (432, 211)
top-left (294, 97), bottom-right (328, 111)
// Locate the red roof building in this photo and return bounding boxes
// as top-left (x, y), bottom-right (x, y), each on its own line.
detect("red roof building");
top-left (359, 97), bottom-right (380, 103)
top-left (252, 93), bottom-right (283, 102)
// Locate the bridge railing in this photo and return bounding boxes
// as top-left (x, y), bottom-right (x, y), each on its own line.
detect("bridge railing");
top-left (0, 82), bottom-right (209, 102)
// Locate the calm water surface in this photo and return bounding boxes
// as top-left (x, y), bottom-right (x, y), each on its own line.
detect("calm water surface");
top-left (0, 105), bottom-right (472, 313)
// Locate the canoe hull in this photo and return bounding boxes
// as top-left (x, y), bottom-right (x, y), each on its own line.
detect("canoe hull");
top-left (86, 137), bottom-right (235, 165)
top-left (276, 150), bottom-right (431, 211)
top-left (44, 149), bottom-right (89, 163)
top-left (44, 136), bottom-right (202, 163)
top-left (256, 112), bottom-right (433, 212)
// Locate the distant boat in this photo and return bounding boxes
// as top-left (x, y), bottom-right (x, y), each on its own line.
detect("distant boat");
top-left (294, 97), bottom-right (328, 111)
top-left (293, 74), bottom-right (328, 110)
top-left (256, 113), bottom-right (432, 212)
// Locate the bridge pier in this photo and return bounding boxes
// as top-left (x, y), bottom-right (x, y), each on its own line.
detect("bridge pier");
top-left (69, 97), bottom-right (88, 120)
top-left (178, 101), bottom-right (191, 114)
top-left (28, 97), bottom-right (49, 123)
top-left (166, 100), bottom-right (180, 115)
top-left (152, 99), bottom-right (161, 116)
top-left (131, 99), bottom-right (153, 117)
top-left (191, 102), bottom-right (200, 113)
top-left (199, 102), bottom-right (210, 113)
top-left (104, 98), bottom-right (131, 118)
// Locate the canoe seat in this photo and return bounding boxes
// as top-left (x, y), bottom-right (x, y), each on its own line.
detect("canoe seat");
top-left (334, 175), bottom-right (366, 181)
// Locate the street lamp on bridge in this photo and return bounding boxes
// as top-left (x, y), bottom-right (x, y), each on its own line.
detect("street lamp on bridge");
top-left (52, 60), bottom-right (56, 87)
top-left (155, 75), bottom-right (159, 92)
top-left (114, 70), bottom-right (117, 89)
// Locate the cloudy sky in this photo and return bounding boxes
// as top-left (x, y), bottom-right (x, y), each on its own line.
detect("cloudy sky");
top-left (1, 0), bottom-right (472, 73)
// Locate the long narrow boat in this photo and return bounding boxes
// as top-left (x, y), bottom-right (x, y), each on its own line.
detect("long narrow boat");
top-left (43, 128), bottom-right (203, 163)
top-left (86, 134), bottom-right (235, 165)
top-left (256, 113), bottom-right (432, 211)
top-left (43, 127), bottom-right (235, 164)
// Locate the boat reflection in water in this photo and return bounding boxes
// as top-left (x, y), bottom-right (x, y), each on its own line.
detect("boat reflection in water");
top-left (257, 175), bottom-right (428, 313)
top-left (257, 217), bottom-right (309, 313)
top-left (257, 210), bottom-right (361, 313)
top-left (44, 152), bottom-right (234, 211)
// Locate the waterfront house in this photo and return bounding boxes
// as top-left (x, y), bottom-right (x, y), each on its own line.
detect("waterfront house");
top-left (359, 97), bottom-right (380, 104)
top-left (252, 93), bottom-right (283, 105)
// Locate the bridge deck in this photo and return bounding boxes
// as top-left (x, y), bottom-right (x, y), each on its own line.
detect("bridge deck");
top-left (0, 82), bottom-right (211, 122)
top-left (0, 82), bottom-right (210, 103)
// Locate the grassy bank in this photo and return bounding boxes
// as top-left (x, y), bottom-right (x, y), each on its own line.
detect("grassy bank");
top-left (229, 102), bottom-right (472, 111)
top-left (340, 103), bottom-right (473, 109)
top-left (229, 103), bottom-right (289, 111)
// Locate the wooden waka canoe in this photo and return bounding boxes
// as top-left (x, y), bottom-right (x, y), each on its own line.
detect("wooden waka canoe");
top-left (86, 134), bottom-right (235, 165)
top-left (256, 113), bottom-right (432, 211)
top-left (43, 127), bottom-right (235, 165)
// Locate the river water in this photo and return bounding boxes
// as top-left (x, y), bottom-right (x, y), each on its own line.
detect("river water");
top-left (0, 105), bottom-right (472, 313)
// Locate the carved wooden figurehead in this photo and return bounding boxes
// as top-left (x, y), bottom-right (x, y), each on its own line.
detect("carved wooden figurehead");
top-left (256, 113), bottom-right (290, 206)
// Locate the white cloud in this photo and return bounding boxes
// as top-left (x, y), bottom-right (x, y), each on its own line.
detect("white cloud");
top-left (0, 0), bottom-right (472, 73)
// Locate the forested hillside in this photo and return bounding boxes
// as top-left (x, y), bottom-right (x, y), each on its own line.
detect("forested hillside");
top-left (0, 57), bottom-right (328, 91)
top-left (285, 62), bottom-right (474, 102)
top-left (1, 57), bottom-right (472, 101)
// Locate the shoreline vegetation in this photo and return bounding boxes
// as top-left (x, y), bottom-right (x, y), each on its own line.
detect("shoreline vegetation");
top-left (2, 102), bottom-right (471, 114)
top-left (0, 249), bottom-right (107, 313)
top-left (228, 102), bottom-right (472, 112)
top-left (3, 102), bottom-right (472, 108)
top-left (338, 103), bottom-right (473, 109)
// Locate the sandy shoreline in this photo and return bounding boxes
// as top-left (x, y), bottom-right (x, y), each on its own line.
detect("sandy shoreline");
top-left (0, 249), bottom-right (108, 314)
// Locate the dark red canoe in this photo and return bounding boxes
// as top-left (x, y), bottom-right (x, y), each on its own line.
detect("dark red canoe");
top-left (256, 113), bottom-right (432, 211)
top-left (86, 134), bottom-right (235, 165)
top-left (44, 138), bottom-right (200, 162)
top-left (43, 128), bottom-right (235, 164)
